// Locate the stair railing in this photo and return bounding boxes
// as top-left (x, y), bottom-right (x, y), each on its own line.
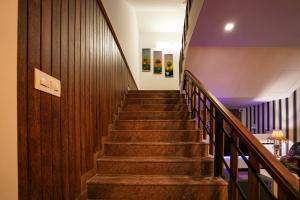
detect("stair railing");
top-left (183, 69), bottom-right (299, 200)
top-left (179, 0), bottom-right (193, 83)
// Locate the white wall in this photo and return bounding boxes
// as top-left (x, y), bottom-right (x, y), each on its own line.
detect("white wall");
top-left (101, 0), bottom-right (140, 87)
top-left (139, 32), bottom-right (181, 90)
top-left (0, 0), bottom-right (18, 199)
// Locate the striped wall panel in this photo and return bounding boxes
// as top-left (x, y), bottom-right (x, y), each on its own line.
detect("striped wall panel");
top-left (242, 88), bottom-right (300, 143)
top-left (296, 90), bottom-right (300, 142)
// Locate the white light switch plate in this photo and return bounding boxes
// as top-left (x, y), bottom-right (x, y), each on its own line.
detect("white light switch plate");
top-left (34, 68), bottom-right (61, 97)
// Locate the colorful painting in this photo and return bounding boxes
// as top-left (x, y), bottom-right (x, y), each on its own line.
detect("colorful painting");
top-left (153, 51), bottom-right (162, 74)
top-left (142, 48), bottom-right (151, 72)
top-left (164, 54), bottom-right (174, 77)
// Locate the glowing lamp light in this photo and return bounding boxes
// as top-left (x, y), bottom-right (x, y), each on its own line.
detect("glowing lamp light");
top-left (224, 22), bottom-right (235, 32)
top-left (267, 130), bottom-right (287, 158)
top-left (269, 130), bottom-right (286, 141)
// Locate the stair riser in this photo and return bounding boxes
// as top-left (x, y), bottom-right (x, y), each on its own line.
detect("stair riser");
top-left (104, 144), bottom-right (209, 157)
top-left (87, 184), bottom-right (228, 200)
top-left (118, 112), bottom-right (192, 120)
top-left (123, 104), bottom-right (188, 111)
top-left (108, 131), bottom-right (200, 142)
top-left (128, 90), bottom-right (180, 94)
top-left (97, 160), bottom-right (214, 177)
top-left (125, 98), bottom-right (185, 104)
top-left (114, 121), bottom-right (196, 130)
top-left (127, 93), bottom-right (184, 98)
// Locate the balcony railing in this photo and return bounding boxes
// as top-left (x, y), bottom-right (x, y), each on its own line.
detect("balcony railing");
top-left (183, 69), bottom-right (299, 200)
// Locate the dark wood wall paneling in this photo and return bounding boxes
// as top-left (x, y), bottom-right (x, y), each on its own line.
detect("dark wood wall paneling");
top-left (285, 98), bottom-right (289, 153)
top-left (255, 104), bottom-right (260, 132)
top-left (279, 99), bottom-right (282, 129)
top-left (293, 90), bottom-right (297, 142)
top-left (246, 107), bottom-right (248, 129)
top-left (243, 90), bottom-right (299, 144)
top-left (17, 0), bottom-right (137, 199)
top-left (267, 102), bottom-right (270, 131)
top-left (262, 103), bottom-right (265, 133)
top-left (272, 100), bottom-right (276, 129)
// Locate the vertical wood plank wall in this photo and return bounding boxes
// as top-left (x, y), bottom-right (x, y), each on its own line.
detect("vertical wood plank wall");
top-left (242, 88), bottom-right (300, 144)
top-left (17, 0), bottom-right (137, 199)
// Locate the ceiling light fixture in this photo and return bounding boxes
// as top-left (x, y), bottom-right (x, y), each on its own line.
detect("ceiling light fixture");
top-left (224, 22), bottom-right (235, 32)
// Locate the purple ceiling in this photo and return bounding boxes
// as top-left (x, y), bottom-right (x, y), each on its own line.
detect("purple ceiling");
top-left (190, 0), bottom-right (300, 47)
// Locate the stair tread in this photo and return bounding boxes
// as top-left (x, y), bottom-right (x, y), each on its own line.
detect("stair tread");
top-left (123, 103), bottom-right (187, 106)
top-left (119, 111), bottom-right (190, 113)
top-left (104, 142), bottom-right (207, 145)
top-left (110, 130), bottom-right (200, 132)
top-left (98, 156), bottom-right (213, 162)
top-left (128, 92), bottom-right (180, 94)
top-left (128, 90), bottom-right (180, 93)
top-left (126, 98), bottom-right (184, 99)
top-left (116, 119), bottom-right (195, 122)
top-left (88, 175), bottom-right (227, 186)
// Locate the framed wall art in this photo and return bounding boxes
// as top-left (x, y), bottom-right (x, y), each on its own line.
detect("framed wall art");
top-left (142, 48), bottom-right (151, 72)
top-left (153, 51), bottom-right (162, 74)
top-left (164, 54), bottom-right (174, 77)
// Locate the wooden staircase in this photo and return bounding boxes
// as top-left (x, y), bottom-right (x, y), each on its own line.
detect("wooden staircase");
top-left (87, 90), bottom-right (228, 200)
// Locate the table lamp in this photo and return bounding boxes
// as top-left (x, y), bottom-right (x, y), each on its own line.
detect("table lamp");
top-left (267, 130), bottom-right (287, 158)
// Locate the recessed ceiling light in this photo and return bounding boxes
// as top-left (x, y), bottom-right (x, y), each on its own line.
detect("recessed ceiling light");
top-left (224, 22), bottom-right (235, 32)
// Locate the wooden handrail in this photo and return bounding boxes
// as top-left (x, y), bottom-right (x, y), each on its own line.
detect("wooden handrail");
top-left (183, 69), bottom-right (299, 199)
top-left (179, 0), bottom-right (193, 82)
top-left (97, 0), bottom-right (138, 89)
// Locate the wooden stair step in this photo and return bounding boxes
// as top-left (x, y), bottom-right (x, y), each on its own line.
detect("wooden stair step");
top-left (103, 142), bottom-right (209, 157)
top-left (118, 111), bottom-right (192, 120)
top-left (123, 104), bottom-right (188, 111)
top-left (128, 90), bottom-right (180, 94)
top-left (87, 175), bottom-right (228, 200)
top-left (97, 156), bottom-right (214, 177)
top-left (87, 89), bottom-right (228, 200)
top-left (127, 93), bottom-right (184, 98)
top-left (125, 98), bottom-right (185, 104)
top-left (114, 120), bottom-right (196, 130)
top-left (108, 130), bottom-right (201, 142)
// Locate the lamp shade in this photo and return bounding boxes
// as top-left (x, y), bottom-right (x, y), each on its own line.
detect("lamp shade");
top-left (269, 130), bottom-right (286, 141)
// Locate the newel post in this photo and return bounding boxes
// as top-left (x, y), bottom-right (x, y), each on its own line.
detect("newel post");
top-left (214, 111), bottom-right (224, 177)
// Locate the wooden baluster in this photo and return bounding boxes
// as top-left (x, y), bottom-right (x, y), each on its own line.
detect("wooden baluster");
top-left (220, 123), bottom-right (224, 178)
top-left (197, 89), bottom-right (202, 141)
top-left (191, 82), bottom-right (195, 118)
top-left (230, 135), bottom-right (239, 200)
top-left (214, 111), bottom-right (224, 177)
top-left (209, 104), bottom-right (214, 155)
top-left (203, 96), bottom-right (207, 140)
top-left (183, 74), bottom-right (187, 92)
top-left (188, 79), bottom-right (191, 109)
top-left (185, 78), bottom-right (189, 106)
top-left (248, 152), bottom-right (260, 200)
top-left (186, 78), bottom-right (189, 99)
top-left (194, 87), bottom-right (197, 117)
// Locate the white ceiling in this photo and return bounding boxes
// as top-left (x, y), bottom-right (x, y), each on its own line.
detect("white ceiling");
top-left (186, 0), bottom-right (300, 108)
top-left (186, 47), bottom-right (300, 108)
top-left (125, 0), bottom-right (186, 32)
top-left (126, 0), bottom-right (186, 12)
